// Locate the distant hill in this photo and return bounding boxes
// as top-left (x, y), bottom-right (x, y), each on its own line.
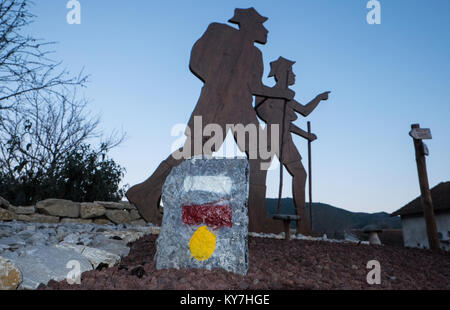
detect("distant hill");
top-left (266, 198), bottom-right (401, 237)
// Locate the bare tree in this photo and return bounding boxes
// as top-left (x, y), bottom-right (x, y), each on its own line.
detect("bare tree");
top-left (0, 0), bottom-right (125, 204)
top-left (0, 85), bottom-right (124, 174)
top-left (0, 86), bottom-right (126, 204)
top-left (0, 0), bottom-right (87, 112)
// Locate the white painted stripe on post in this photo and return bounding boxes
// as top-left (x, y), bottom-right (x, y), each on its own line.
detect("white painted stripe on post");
top-left (183, 176), bottom-right (232, 194)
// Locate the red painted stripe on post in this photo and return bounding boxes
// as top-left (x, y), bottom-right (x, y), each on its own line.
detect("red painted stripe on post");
top-left (182, 204), bottom-right (232, 228)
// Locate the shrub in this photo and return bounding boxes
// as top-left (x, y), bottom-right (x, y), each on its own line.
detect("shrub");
top-left (0, 144), bottom-right (126, 205)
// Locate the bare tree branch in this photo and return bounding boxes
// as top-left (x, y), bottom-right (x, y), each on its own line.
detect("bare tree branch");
top-left (0, 0), bottom-right (126, 189)
top-left (0, 0), bottom-right (88, 112)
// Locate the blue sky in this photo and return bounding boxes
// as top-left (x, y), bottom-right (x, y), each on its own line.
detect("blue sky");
top-left (28, 1), bottom-right (450, 213)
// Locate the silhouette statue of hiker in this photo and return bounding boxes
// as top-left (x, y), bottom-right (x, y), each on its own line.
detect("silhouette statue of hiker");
top-left (127, 8), bottom-right (296, 232)
top-left (255, 57), bottom-right (330, 234)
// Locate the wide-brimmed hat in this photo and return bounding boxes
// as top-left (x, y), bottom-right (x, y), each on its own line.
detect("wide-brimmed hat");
top-left (268, 57), bottom-right (296, 77)
top-left (229, 7), bottom-right (268, 25)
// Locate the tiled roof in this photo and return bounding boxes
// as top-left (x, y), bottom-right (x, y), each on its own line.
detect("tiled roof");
top-left (391, 182), bottom-right (450, 217)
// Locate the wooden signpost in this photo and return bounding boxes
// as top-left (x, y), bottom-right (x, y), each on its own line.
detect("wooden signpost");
top-left (409, 127), bottom-right (432, 140)
top-left (410, 124), bottom-right (440, 251)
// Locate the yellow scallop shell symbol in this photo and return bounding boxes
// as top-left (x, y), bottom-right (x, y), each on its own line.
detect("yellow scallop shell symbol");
top-left (189, 226), bottom-right (216, 261)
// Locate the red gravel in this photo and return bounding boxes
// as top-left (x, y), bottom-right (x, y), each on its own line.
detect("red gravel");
top-left (39, 235), bottom-right (450, 290)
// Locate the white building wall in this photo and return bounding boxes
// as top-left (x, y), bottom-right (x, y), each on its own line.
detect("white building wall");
top-left (401, 211), bottom-right (450, 251)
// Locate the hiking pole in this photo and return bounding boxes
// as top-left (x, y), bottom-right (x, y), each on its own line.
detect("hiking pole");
top-left (276, 70), bottom-right (290, 213)
top-left (307, 121), bottom-right (313, 232)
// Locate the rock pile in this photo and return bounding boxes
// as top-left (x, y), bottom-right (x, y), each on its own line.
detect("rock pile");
top-left (0, 197), bottom-right (147, 226)
top-left (0, 195), bottom-right (159, 290)
top-left (0, 221), bottom-right (160, 289)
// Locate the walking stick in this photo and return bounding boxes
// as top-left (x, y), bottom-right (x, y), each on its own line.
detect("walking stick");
top-left (276, 70), bottom-right (290, 213)
top-left (307, 121), bottom-right (313, 231)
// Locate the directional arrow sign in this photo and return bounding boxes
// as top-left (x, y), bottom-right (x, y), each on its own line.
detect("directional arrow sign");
top-left (409, 128), bottom-right (432, 140)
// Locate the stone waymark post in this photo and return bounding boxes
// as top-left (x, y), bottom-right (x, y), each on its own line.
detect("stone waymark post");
top-left (155, 157), bottom-right (250, 275)
top-left (409, 123), bottom-right (440, 251)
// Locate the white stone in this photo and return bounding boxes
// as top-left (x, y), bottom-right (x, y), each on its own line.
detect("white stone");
top-left (102, 230), bottom-right (145, 243)
top-left (56, 243), bottom-right (121, 269)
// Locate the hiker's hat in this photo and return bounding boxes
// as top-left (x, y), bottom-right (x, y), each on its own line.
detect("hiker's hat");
top-left (268, 57), bottom-right (296, 77)
top-left (229, 7), bottom-right (268, 25)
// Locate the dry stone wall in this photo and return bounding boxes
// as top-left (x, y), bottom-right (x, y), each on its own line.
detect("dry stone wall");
top-left (0, 197), bottom-right (147, 226)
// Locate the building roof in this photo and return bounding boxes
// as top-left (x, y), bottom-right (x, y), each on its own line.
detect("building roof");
top-left (392, 182), bottom-right (450, 217)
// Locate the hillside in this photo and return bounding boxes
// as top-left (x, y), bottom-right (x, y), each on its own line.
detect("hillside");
top-left (265, 198), bottom-right (401, 237)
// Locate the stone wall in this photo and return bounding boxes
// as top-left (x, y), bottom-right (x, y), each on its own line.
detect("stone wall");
top-left (0, 196), bottom-right (147, 226)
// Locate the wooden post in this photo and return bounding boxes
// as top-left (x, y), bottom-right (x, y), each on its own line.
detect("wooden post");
top-left (276, 70), bottom-right (291, 213)
top-left (283, 219), bottom-right (291, 241)
top-left (410, 124), bottom-right (440, 251)
top-left (307, 121), bottom-right (313, 232)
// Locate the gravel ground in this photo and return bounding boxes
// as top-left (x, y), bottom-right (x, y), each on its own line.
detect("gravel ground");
top-left (39, 234), bottom-right (450, 290)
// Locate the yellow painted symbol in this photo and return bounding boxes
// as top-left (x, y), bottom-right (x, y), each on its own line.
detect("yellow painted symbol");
top-left (189, 226), bottom-right (216, 261)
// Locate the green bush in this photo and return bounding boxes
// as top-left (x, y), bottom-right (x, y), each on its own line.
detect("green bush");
top-left (0, 144), bottom-right (126, 206)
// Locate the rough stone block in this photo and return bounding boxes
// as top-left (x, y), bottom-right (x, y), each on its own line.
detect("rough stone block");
top-left (7, 245), bottom-right (92, 289)
top-left (90, 237), bottom-right (130, 257)
top-left (8, 205), bottom-right (35, 215)
top-left (94, 201), bottom-right (134, 210)
top-left (102, 230), bottom-right (145, 243)
top-left (156, 157), bottom-right (249, 275)
top-left (80, 203), bottom-right (106, 219)
top-left (105, 210), bottom-right (131, 224)
top-left (60, 218), bottom-right (93, 224)
top-left (0, 196), bottom-right (11, 209)
top-left (130, 209), bottom-right (142, 221)
top-left (130, 219), bottom-right (146, 226)
top-left (28, 214), bottom-right (60, 223)
top-left (56, 243), bottom-right (121, 269)
top-left (0, 209), bottom-right (15, 221)
top-left (0, 256), bottom-right (22, 290)
top-left (36, 199), bottom-right (80, 218)
top-left (93, 219), bottom-right (112, 225)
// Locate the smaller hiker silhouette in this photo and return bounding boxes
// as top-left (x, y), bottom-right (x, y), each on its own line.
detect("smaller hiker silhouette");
top-left (255, 57), bottom-right (330, 234)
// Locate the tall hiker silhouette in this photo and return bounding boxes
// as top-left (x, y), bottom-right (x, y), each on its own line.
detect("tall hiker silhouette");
top-left (127, 8), bottom-right (298, 233)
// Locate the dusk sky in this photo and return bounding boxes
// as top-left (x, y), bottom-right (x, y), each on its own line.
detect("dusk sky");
top-left (28, 1), bottom-right (449, 214)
